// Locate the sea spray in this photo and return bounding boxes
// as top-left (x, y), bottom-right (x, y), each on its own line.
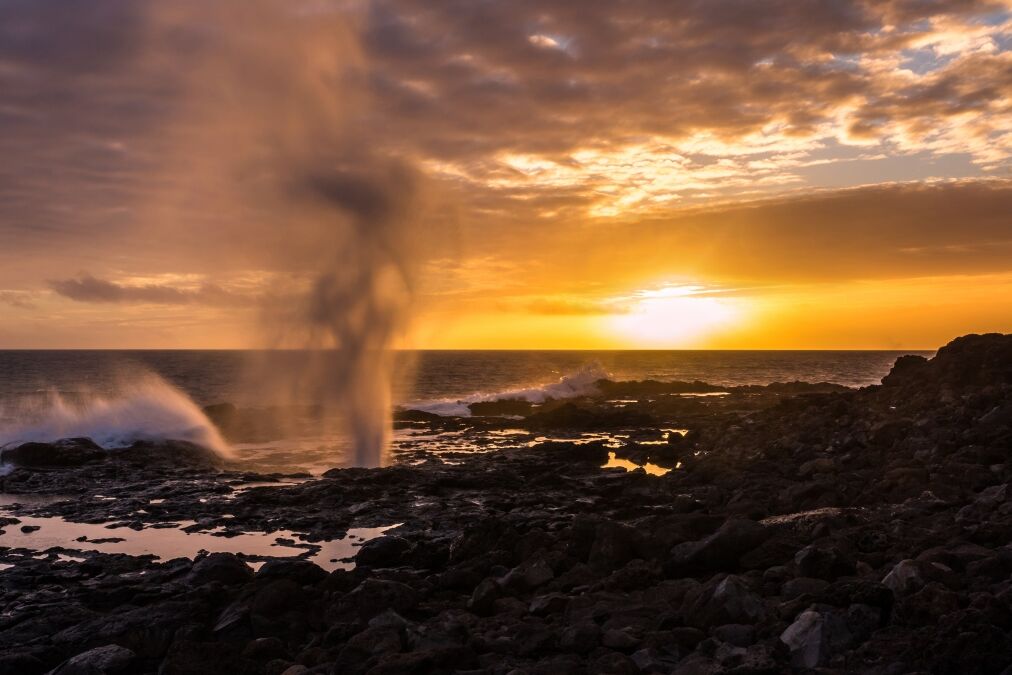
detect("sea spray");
top-left (0, 374), bottom-right (231, 458)
top-left (0, 2), bottom-right (432, 466)
top-left (137, 1), bottom-right (430, 466)
top-left (405, 363), bottom-right (610, 417)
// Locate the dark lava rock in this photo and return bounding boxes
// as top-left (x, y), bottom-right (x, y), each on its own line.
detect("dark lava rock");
top-left (254, 559), bottom-right (328, 586)
top-left (666, 519), bottom-right (769, 575)
top-left (355, 535), bottom-right (412, 567)
top-left (779, 608), bottom-right (853, 669)
top-left (794, 544), bottom-right (856, 580)
top-left (340, 579), bottom-right (420, 620)
top-left (0, 438), bottom-right (105, 468)
top-left (49, 645), bottom-right (136, 675)
top-left (187, 552), bottom-right (254, 586)
top-left (106, 440), bottom-right (222, 469)
top-left (468, 578), bottom-right (502, 616)
top-left (0, 653), bottom-right (46, 675)
top-left (683, 575), bottom-right (768, 629)
top-left (500, 558), bottom-right (555, 593)
top-left (393, 409), bottom-right (445, 423)
top-left (881, 354), bottom-right (929, 387)
top-left (468, 399), bottom-right (535, 416)
top-left (586, 518), bottom-right (648, 572)
top-left (3, 333), bottom-right (1012, 675)
top-left (883, 333), bottom-right (1012, 389)
top-left (524, 402), bottom-right (655, 430)
top-left (241, 636), bottom-right (288, 661)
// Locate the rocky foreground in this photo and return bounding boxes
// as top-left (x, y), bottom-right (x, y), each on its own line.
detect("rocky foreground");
top-left (1, 334), bottom-right (1012, 674)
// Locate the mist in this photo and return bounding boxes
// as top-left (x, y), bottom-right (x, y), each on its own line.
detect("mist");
top-left (135, 0), bottom-right (428, 466)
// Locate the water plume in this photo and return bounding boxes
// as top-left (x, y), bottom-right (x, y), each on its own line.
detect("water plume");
top-left (136, 1), bottom-right (428, 466)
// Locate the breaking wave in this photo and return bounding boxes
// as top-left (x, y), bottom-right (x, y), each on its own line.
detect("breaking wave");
top-left (0, 374), bottom-right (231, 458)
top-left (404, 363), bottom-right (608, 417)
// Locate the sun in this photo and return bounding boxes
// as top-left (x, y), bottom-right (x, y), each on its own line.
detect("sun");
top-left (606, 284), bottom-right (745, 347)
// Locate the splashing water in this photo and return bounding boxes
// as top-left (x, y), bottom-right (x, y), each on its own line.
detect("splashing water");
top-left (406, 363), bottom-right (610, 417)
top-left (0, 375), bottom-right (231, 458)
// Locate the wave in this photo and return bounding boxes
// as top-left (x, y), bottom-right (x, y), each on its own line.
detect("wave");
top-left (0, 374), bottom-right (232, 458)
top-left (403, 363), bottom-right (609, 417)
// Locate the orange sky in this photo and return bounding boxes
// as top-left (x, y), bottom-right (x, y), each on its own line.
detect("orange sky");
top-left (0, 1), bottom-right (1010, 349)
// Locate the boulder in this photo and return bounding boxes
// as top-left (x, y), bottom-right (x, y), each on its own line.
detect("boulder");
top-left (528, 593), bottom-right (569, 616)
top-left (794, 545), bottom-right (856, 580)
top-left (241, 637), bottom-right (287, 661)
top-left (601, 628), bottom-right (640, 651)
top-left (559, 622), bottom-right (602, 653)
top-left (881, 355), bottom-right (930, 387)
top-left (588, 520), bottom-right (646, 572)
top-left (355, 535), bottom-right (412, 568)
top-left (666, 519), bottom-right (769, 575)
top-left (187, 552), bottom-right (253, 586)
top-left (1, 438), bottom-right (105, 468)
top-left (254, 559), bottom-right (328, 586)
top-left (106, 440), bottom-right (222, 470)
top-left (500, 559), bottom-right (554, 593)
top-left (881, 559), bottom-right (926, 595)
top-left (684, 575), bottom-right (767, 629)
top-left (780, 609), bottom-right (852, 669)
top-left (467, 578), bottom-right (501, 616)
top-left (782, 577), bottom-right (830, 600)
top-left (341, 579), bottom-right (420, 620)
top-left (49, 645), bottom-right (135, 675)
top-left (712, 623), bottom-right (755, 648)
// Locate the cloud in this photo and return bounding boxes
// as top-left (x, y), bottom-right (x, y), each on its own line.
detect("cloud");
top-left (522, 297), bottom-right (628, 316)
top-left (48, 274), bottom-right (256, 307)
top-left (573, 179), bottom-right (1012, 284)
top-left (431, 180), bottom-right (1012, 300)
top-left (0, 0), bottom-right (1009, 347)
top-left (0, 291), bottom-right (36, 310)
top-left (1, 0), bottom-right (1009, 254)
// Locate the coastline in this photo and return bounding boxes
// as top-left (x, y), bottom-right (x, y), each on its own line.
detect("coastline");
top-left (0, 333), bottom-right (1010, 674)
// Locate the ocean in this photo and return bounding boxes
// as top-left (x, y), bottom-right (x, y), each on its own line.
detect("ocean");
top-left (0, 349), bottom-right (931, 472)
top-left (0, 349), bottom-right (930, 406)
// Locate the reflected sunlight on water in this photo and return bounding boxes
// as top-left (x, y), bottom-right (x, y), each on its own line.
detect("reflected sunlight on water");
top-left (601, 451), bottom-right (678, 476)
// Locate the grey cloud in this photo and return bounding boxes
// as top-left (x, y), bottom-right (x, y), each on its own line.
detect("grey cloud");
top-left (0, 0), bottom-right (1008, 294)
top-left (356, 0), bottom-right (1009, 161)
top-left (49, 275), bottom-right (255, 307)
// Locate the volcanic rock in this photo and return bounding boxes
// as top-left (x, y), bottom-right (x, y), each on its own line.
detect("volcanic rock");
top-left (1, 438), bottom-right (104, 468)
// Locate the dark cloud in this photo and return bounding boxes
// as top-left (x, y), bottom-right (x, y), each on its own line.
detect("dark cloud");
top-left (355, 0), bottom-right (1010, 163)
top-left (0, 0), bottom-right (1008, 335)
top-left (49, 275), bottom-right (255, 307)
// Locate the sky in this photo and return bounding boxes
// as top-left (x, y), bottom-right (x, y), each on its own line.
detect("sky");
top-left (0, 0), bottom-right (1010, 349)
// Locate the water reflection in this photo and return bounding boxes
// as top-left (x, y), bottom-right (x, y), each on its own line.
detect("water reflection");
top-left (0, 512), bottom-right (398, 572)
top-left (601, 451), bottom-right (677, 477)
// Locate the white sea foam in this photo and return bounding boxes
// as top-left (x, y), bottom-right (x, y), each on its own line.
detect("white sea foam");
top-left (404, 363), bottom-right (609, 417)
top-left (0, 374), bottom-right (231, 458)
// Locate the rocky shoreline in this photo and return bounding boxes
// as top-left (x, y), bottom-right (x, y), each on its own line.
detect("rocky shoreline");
top-left (2, 333), bottom-right (1012, 674)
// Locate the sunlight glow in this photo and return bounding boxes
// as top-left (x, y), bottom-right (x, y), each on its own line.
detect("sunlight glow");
top-left (607, 284), bottom-right (745, 347)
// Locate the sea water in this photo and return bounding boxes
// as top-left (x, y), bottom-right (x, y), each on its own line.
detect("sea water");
top-left (0, 349), bottom-right (930, 471)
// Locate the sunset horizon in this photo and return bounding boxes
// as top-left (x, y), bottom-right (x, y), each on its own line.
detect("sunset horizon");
top-left (3, 3), bottom-right (1012, 672)
top-left (1, 1), bottom-right (1010, 350)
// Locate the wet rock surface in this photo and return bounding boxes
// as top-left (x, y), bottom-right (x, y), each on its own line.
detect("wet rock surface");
top-left (1, 333), bottom-right (1011, 673)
